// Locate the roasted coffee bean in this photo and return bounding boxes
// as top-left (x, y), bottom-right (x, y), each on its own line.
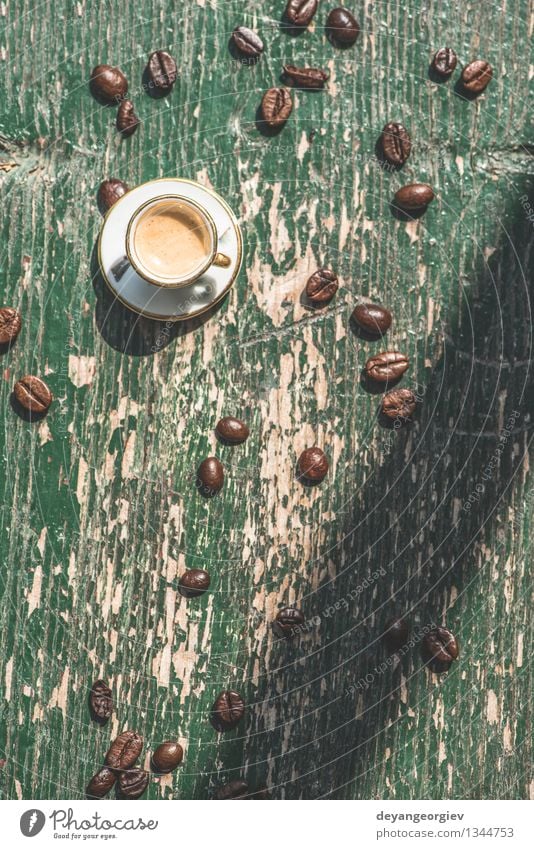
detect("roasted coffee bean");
top-left (89, 679), bottom-right (112, 723)
top-left (118, 769), bottom-right (149, 799)
top-left (421, 626), bottom-right (459, 672)
top-left (273, 607), bottom-right (305, 638)
top-left (179, 569), bottom-right (211, 598)
top-left (326, 7), bottom-right (360, 45)
top-left (352, 302), bottom-right (391, 335)
top-left (306, 268), bottom-right (338, 304)
top-left (394, 183), bottom-right (434, 211)
top-left (380, 122), bottom-right (412, 167)
top-left (460, 60), bottom-right (493, 94)
top-left (365, 352), bottom-right (409, 383)
top-left (14, 375), bottom-right (52, 414)
top-left (86, 767), bottom-right (116, 799)
top-left (151, 741), bottom-right (183, 773)
top-left (298, 446), bottom-right (329, 482)
top-left (381, 388), bottom-right (416, 420)
top-left (105, 730), bottom-right (143, 770)
top-left (97, 178), bottom-right (129, 213)
top-left (285, 0), bottom-right (318, 27)
top-left (210, 690), bottom-right (245, 732)
top-left (197, 457), bottom-right (224, 495)
top-left (147, 50), bottom-right (177, 92)
top-left (283, 65), bottom-right (329, 89)
top-left (216, 416), bottom-right (250, 444)
top-left (431, 47), bottom-right (457, 77)
top-left (261, 88), bottom-right (293, 128)
top-left (232, 27), bottom-right (264, 58)
top-left (90, 64), bottom-right (128, 103)
top-left (117, 100), bottom-right (139, 136)
top-left (0, 307), bottom-right (22, 345)
top-left (383, 617), bottom-right (410, 652)
top-left (214, 779), bottom-right (249, 800)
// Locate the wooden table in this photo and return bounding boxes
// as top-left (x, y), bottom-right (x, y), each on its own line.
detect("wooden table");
top-left (0, 0), bottom-right (532, 800)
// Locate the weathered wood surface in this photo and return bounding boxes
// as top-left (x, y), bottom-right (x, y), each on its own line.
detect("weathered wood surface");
top-left (0, 0), bottom-right (532, 800)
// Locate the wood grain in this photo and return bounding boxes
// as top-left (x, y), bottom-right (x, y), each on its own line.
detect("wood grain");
top-left (0, 0), bottom-right (532, 799)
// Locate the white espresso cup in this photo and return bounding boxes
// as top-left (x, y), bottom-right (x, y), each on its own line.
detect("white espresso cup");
top-left (126, 194), bottom-right (231, 289)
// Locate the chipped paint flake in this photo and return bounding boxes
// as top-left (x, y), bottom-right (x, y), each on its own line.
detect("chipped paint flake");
top-left (49, 668), bottom-right (70, 717)
top-left (486, 689), bottom-right (500, 725)
top-left (516, 633), bottom-right (523, 667)
top-left (4, 657), bottom-right (13, 701)
top-left (27, 564), bottom-right (43, 616)
top-left (68, 354), bottom-right (96, 388)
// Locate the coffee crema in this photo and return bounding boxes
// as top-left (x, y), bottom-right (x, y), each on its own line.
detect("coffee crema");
top-left (133, 200), bottom-right (211, 281)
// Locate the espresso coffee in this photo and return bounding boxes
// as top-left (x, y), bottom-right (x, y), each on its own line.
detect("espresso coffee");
top-left (134, 200), bottom-right (211, 281)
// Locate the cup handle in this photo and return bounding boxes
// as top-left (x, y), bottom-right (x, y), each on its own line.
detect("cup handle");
top-left (213, 252), bottom-right (232, 269)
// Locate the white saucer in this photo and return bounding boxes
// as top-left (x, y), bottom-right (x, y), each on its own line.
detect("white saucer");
top-left (98, 178), bottom-right (243, 321)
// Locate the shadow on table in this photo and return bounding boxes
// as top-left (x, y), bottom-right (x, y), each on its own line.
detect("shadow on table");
top-left (241, 182), bottom-right (534, 798)
top-left (90, 242), bottom-right (228, 356)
